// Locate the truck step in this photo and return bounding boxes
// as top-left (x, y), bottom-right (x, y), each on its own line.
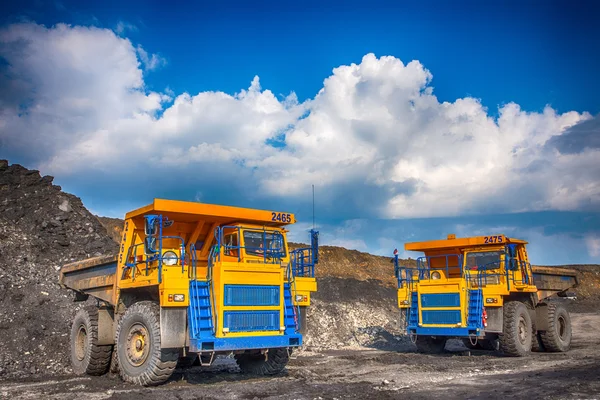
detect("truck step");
top-left (284, 283), bottom-right (297, 331)
top-left (467, 289), bottom-right (483, 329)
top-left (189, 280), bottom-right (214, 339)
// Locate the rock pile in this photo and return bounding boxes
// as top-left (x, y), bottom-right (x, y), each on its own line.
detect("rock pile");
top-left (0, 160), bottom-right (117, 379)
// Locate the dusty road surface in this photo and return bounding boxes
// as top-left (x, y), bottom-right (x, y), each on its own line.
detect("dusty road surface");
top-left (1, 312), bottom-right (599, 400)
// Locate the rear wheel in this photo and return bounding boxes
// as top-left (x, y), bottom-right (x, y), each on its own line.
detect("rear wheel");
top-left (539, 303), bottom-right (572, 352)
top-left (235, 348), bottom-right (289, 375)
top-left (415, 336), bottom-right (447, 354)
top-left (498, 301), bottom-right (532, 357)
top-left (115, 301), bottom-right (178, 386)
top-left (70, 306), bottom-right (113, 376)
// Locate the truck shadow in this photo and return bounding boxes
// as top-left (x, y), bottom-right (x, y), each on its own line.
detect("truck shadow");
top-left (168, 357), bottom-right (287, 385)
top-left (359, 326), bottom-right (502, 358)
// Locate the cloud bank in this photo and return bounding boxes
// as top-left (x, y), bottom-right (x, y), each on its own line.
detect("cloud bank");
top-left (1, 22), bottom-right (598, 226)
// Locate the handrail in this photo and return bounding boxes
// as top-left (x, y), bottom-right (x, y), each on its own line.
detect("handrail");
top-left (218, 225), bottom-right (286, 264)
top-left (416, 254), bottom-right (463, 278)
top-left (207, 240), bottom-right (218, 335)
top-left (189, 243), bottom-right (197, 280)
top-left (290, 247), bottom-right (315, 277)
top-left (465, 259), bottom-right (533, 289)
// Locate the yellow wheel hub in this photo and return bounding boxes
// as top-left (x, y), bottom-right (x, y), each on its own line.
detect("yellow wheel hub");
top-left (126, 323), bottom-right (150, 366)
top-left (75, 325), bottom-right (87, 361)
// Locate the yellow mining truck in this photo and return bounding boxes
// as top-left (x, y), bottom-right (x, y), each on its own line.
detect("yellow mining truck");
top-left (59, 199), bottom-right (318, 386)
top-left (393, 234), bottom-right (578, 356)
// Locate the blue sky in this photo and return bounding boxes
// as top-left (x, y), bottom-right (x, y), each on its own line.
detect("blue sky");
top-left (1, 0), bottom-right (599, 264)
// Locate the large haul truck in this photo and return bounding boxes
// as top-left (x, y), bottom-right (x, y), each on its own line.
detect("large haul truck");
top-left (393, 234), bottom-right (578, 356)
top-left (59, 199), bottom-right (318, 386)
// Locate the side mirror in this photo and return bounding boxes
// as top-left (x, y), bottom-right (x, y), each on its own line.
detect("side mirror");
top-left (144, 236), bottom-right (158, 255)
top-left (145, 215), bottom-right (159, 236)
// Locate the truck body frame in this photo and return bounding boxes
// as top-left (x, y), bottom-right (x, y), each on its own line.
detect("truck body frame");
top-left (59, 199), bottom-right (318, 384)
top-left (394, 234), bottom-right (578, 355)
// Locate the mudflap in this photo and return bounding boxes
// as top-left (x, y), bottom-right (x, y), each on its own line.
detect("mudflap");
top-left (160, 307), bottom-right (187, 349)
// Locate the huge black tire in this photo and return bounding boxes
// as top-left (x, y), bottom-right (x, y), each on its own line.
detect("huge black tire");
top-left (415, 336), bottom-right (447, 354)
top-left (70, 306), bottom-right (113, 376)
top-left (498, 301), bottom-right (532, 357)
top-left (539, 303), bottom-right (572, 352)
top-left (531, 332), bottom-right (545, 352)
top-left (235, 348), bottom-right (289, 375)
top-left (115, 301), bottom-right (178, 386)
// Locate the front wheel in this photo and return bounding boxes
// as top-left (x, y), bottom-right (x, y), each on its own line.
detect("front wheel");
top-left (115, 301), bottom-right (178, 386)
top-left (498, 301), bottom-right (532, 357)
top-left (235, 348), bottom-right (290, 375)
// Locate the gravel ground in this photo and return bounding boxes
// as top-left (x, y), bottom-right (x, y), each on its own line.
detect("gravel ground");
top-left (1, 312), bottom-right (598, 400)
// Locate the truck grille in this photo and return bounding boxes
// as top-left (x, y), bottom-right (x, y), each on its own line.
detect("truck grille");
top-left (422, 310), bottom-right (461, 325)
top-left (223, 311), bottom-right (280, 332)
top-left (224, 285), bottom-right (280, 306)
top-left (420, 293), bottom-right (460, 307)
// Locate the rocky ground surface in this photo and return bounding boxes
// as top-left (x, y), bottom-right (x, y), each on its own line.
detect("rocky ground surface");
top-left (0, 312), bottom-right (598, 400)
top-left (0, 159), bottom-right (599, 399)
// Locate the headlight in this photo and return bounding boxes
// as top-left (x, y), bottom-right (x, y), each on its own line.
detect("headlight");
top-left (431, 271), bottom-right (441, 280)
top-left (162, 251), bottom-right (178, 266)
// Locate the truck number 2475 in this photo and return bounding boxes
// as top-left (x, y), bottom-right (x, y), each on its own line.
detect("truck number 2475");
top-left (484, 235), bottom-right (503, 243)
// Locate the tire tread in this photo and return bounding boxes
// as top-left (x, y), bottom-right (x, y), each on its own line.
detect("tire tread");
top-left (115, 301), bottom-right (178, 386)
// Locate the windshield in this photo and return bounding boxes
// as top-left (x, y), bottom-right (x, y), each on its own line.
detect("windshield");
top-left (466, 251), bottom-right (502, 270)
top-left (243, 230), bottom-right (286, 257)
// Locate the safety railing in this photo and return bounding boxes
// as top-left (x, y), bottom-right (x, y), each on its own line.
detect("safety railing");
top-left (394, 254), bottom-right (462, 285)
top-left (123, 236), bottom-right (184, 282)
top-left (207, 243), bottom-right (218, 335)
top-left (416, 255), bottom-right (463, 278)
top-left (121, 236), bottom-right (185, 283)
top-left (290, 247), bottom-right (315, 277)
top-left (216, 225), bottom-right (286, 264)
top-left (189, 243), bottom-right (197, 280)
top-left (465, 259), bottom-right (533, 290)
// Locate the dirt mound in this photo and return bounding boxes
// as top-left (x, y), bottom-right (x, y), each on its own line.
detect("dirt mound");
top-left (96, 216), bottom-right (124, 244)
top-left (304, 277), bottom-right (411, 350)
top-left (548, 264), bottom-right (600, 312)
top-left (0, 160), bottom-right (118, 379)
top-left (290, 244), bottom-right (416, 287)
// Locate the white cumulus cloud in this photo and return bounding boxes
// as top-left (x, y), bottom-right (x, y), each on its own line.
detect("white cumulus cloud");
top-left (0, 22), bottom-right (598, 223)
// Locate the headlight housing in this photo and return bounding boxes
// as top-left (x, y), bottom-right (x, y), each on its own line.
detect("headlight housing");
top-left (162, 250), bottom-right (178, 266)
top-left (431, 271), bottom-right (441, 280)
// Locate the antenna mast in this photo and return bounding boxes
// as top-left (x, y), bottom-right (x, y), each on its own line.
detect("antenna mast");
top-left (312, 184), bottom-right (315, 230)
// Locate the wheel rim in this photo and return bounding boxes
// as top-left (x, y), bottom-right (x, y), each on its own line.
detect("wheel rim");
top-left (126, 323), bottom-right (150, 367)
top-left (518, 316), bottom-right (528, 344)
top-left (75, 325), bottom-right (87, 361)
top-left (558, 315), bottom-right (566, 339)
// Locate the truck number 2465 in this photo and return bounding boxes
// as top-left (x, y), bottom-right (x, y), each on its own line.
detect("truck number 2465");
top-left (271, 212), bottom-right (292, 223)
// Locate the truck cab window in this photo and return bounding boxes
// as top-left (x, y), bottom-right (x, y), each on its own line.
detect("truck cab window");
top-left (244, 230), bottom-right (286, 257)
top-left (223, 233), bottom-right (238, 256)
top-left (466, 251), bottom-right (502, 270)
